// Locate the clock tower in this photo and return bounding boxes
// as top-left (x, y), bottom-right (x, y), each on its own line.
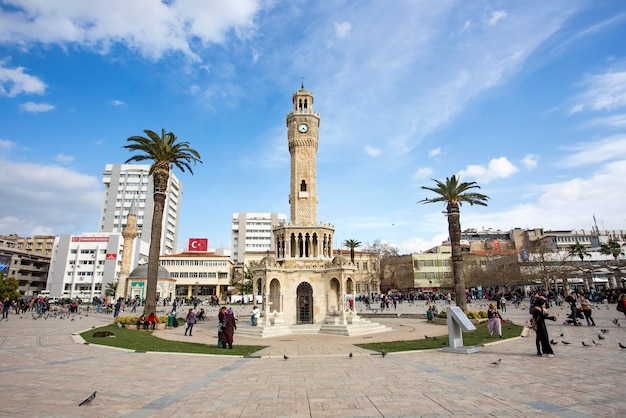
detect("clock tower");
top-left (286, 83), bottom-right (320, 225)
top-left (246, 85), bottom-right (387, 335)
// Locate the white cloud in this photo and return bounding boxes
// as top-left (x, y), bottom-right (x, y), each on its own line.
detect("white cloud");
top-left (428, 147), bottom-right (442, 157)
top-left (335, 22), bottom-right (352, 38)
top-left (0, 139), bottom-right (15, 151)
top-left (55, 154), bottom-right (75, 163)
top-left (20, 102), bottom-right (55, 112)
top-left (412, 167), bottom-right (433, 180)
top-left (0, 61), bottom-right (46, 97)
top-left (364, 145), bottom-right (381, 157)
top-left (487, 10), bottom-right (508, 26)
top-left (521, 154), bottom-right (539, 169)
top-left (0, 0), bottom-right (262, 60)
top-left (585, 113), bottom-right (626, 129)
top-left (570, 68), bottom-right (626, 113)
top-left (559, 134), bottom-right (626, 167)
top-left (458, 157), bottom-right (519, 183)
top-left (462, 160), bottom-right (626, 233)
top-left (0, 161), bottom-right (102, 236)
top-left (461, 20), bottom-right (471, 32)
top-left (110, 99), bottom-right (125, 106)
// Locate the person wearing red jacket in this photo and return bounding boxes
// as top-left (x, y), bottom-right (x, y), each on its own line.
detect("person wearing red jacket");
top-left (146, 312), bottom-right (158, 330)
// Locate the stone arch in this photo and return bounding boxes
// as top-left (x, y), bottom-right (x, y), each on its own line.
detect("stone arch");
top-left (296, 281), bottom-right (313, 324)
top-left (346, 277), bottom-right (354, 295)
top-left (254, 278), bottom-right (263, 297)
top-left (329, 278), bottom-right (340, 312)
top-left (269, 278), bottom-right (281, 312)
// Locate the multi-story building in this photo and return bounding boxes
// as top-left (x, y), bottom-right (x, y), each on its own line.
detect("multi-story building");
top-left (0, 236), bottom-right (50, 296)
top-left (411, 245), bottom-right (453, 291)
top-left (0, 234), bottom-right (57, 256)
top-left (334, 249), bottom-right (380, 296)
top-left (231, 212), bottom-right (286, 263)
top-left (99, 163), bottom-right (182, 255)
top-left (159, 251), bottom-right (235, 299)
top-left (46, 233), bottom-right (149, 300)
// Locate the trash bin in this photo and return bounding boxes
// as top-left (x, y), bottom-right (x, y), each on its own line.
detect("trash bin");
top-left (426, 310), bottom-right (433, 322)
top-left (167, 314), bottom-right (176, 327)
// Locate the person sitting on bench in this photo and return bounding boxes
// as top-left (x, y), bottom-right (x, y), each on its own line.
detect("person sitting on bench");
top-left (146, 312), bottom-right (158, 330)
top-left (137, 313), bottom-right (148, 329)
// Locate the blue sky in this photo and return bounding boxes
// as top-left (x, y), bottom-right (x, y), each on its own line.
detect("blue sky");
top-left (1, 0), bottom-right (625, 254)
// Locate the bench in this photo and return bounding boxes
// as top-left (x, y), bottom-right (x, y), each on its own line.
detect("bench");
top-left (133, 322), bottom-right (166, 330)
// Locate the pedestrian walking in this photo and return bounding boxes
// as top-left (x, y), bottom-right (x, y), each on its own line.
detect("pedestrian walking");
top-left (487, 303), bottom-right (502, 338)
top-left (532, 295), bottom-right (557, 357)
top-left (219, 307), bottom-right (237, 349)
top-left (184, 308), bottom-right (196, 336)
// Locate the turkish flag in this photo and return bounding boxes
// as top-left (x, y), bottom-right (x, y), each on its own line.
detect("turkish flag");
top-left (188, 238), bottom-right (208, 252)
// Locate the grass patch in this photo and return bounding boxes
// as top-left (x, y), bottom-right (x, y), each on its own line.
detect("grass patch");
top-left (81, 325), bottom-right (267, 356)
top-left (356, 321), bottom-right (523, 353)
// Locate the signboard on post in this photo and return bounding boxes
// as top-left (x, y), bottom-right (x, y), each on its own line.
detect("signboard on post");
top-left (442, 306), bottom-right (481, 354)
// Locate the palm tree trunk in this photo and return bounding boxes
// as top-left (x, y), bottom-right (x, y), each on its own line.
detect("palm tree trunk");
top-left (144, 166), bottom-right (169, 315)
top-left (447, 204), bottom-right (467, 312)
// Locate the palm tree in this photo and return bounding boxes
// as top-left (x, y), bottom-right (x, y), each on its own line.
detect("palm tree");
top-left (343, 239), bottom-right (362, 263)
top-left (419, 175), bottom-right (489, 312)
top-left (600, 239), bottom-right (625, 288)
top-left (600, 239), bottom-right (625, 264)
top-left (124, 129), bottom-right (202, 315)
top-left (568, 241), bottom-right (591, 292)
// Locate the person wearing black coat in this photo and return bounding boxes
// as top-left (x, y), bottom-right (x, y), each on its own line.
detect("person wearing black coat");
top-left (532, 296), bottom-right (557, 357)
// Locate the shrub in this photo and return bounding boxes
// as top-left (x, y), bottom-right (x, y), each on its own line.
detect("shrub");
top-left (466, 311), bottom-right (479, 319)
top-left (478, 310), bottom-right (488, 318)
top-left (113, 316), bottom-right (136, 325)
top-left (113, 315), bottom-right (164, 325)
top-left (438, 311), bottom-right (447, 318)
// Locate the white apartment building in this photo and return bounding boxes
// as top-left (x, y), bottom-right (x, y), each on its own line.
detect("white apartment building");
top-left (47, 233), bottom-right (149, 300)
top-left (99, 163), bottom-right (182, 255)
top-left (231, 212), bottom-right (286, 263)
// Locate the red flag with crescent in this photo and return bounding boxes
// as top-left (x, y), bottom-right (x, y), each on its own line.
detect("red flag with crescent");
top-left (189, 238), bottom-right (208, 252)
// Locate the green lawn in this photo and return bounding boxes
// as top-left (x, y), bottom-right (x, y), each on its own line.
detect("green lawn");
top-left (81, 325), bottom-right (267, 356)
top-left (82, 321), bottom-right (523, 356)
top-left (356, 321), bottom-right (523, 353)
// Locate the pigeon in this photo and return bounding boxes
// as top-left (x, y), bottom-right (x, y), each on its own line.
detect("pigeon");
top-left (79, 391), bottom-right (97, 406)
top-left (560, 329), bottom-right (564, 337)
top-left (381, 350), bottom-right (387, 358)
top-left (619, 343), bottom-right (626, 349)
top-left (561, 341), bottom-right (571, 345)
top-left (613, 319), bottom-right (619, 325)
top-left (597, 334), bottom-right (605, 340)
top-left (349, 352), bottom-right (353, 358)
top-left (582, 341), bottom-right (591, 347)
top-left (283, 354), bottom-right (289, 360)
top-left (550, 339), bottom-right (558, 345)
top-left (600, 329), bottom-right (610, 334)
top-left (592, 340), bottom-right (600, 346)
top-left (491, 359), bottom-right (502, 366)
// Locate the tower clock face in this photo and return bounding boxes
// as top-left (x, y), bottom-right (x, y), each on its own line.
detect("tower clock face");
top-left (297, 123), bottom-right (309, 133)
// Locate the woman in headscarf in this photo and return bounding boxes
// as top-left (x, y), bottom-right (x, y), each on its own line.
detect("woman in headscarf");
top-left (532, 295), bottom-right (557, 357)
top-left (219, 307), bottom-right (237, 349)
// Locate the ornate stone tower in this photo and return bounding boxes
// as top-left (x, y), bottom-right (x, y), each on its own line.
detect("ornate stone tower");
top-left (273, 84), bottom-right (334, 261)
top-left (287, 84), bottom-right (320, 226)
top-left (245, 85), bottom-right (387, 337)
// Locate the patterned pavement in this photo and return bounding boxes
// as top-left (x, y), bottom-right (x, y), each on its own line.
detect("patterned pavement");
top-left (0, 300), bottom-right (624, 417)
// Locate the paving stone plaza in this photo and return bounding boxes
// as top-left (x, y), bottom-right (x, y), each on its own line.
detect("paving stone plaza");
top-left (0, 300), bottom-right (624, 417)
